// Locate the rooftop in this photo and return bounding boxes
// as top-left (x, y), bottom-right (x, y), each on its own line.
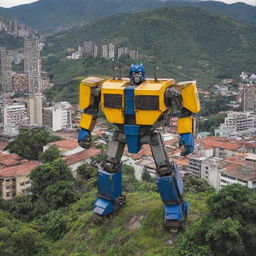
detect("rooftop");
top-left (198, 136), bottom-right (242, 151)
top-left (0, 161), bottom-right (41, 178)
top-left (47, 139), bottom-right (79, 150)
top-left (222, 162), bottom-right (256, 182)
top-left (0, 152), bottom-right (25, 167)
top-left (0, 142), bottom-right (8, 151)
top-left (63, 149), bottom-right (101, 166)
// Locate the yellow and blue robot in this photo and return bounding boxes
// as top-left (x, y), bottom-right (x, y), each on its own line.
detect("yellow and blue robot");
top-left (78, 64), bottom-right (200, 228)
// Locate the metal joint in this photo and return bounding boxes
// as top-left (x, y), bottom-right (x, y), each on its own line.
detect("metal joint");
top-left (180, 107), bottom-right (192, 118)
top-left (165, 87), bottom-right (182, 108)
top-left (83, 106), bottom-right (98, 115)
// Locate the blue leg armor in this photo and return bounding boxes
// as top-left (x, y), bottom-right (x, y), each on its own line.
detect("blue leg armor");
top-left (94, 169), bottom-right (124, 215)
top-left (157, 171), bottom-right (189, 227)
top-left (93, 130), bottom-right (126, 216)
top-left (150, 131), bottom-right (189, 228)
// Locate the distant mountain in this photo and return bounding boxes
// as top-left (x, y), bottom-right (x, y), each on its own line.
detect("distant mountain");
top-left (0, 0), bottom-right (198, 32)
top-left (189, 1), bottom-right (256, 26)
top-left (42, 5), bottom-right (256, 103)
top-left (1, 0), bottom-right (255, 33)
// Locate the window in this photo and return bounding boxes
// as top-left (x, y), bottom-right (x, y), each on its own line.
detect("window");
top-left (20, 182), bottom-right (25, 186)
top-left (6, 186), bottom-right (10, 189)
top-left (6, 192), bottom-right (10, 197)
top-left (6, 179), bottom-right (10, 182)
top-left (25, 181), bottom-right (30, 184)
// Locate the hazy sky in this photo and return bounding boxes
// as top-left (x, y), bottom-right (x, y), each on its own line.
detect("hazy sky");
top-left (0, 0), bottom-right (255, 8)
top-left (0, 0), bottom-right (38, 8)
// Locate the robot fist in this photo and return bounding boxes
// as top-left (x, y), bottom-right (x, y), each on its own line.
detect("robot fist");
top-left (78, 128), bottom-right (91, 149)
top-left (179, 133), bottom-right (194, 156)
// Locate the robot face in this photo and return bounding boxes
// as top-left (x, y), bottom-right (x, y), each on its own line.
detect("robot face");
top-left (130, 64), bottom-right (145, 85)
top-left (131, 71), bottom-right (143, 85)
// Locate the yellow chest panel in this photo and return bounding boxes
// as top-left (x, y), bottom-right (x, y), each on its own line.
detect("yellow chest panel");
top-left (101, 79), bottom-right (175, 125)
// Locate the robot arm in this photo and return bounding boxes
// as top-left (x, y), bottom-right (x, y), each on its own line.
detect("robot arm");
top-left (78, 77), bottom-right (105, 148)
top-left (166, 81), bottom-right (200, 156)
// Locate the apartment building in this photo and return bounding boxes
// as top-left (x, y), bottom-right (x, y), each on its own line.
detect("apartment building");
top-left (215, 112), bottom-right (255, 138)
top-left (3, 103), bottom-right (28, 135)
top-left (0, 152), bottom-right (40, 200)
top-left (241, 85), bottom-right (256, 112)
top-left (201, 157), bottom-right (256, 191)
top-left (28, 94), bottom-right (43, 126)
top-left (186, 156), bottom-right (207, 178)
top-left (12, 73), bottom-right (29, 92)
top-left (43, 102), bottom-right (72, 131)
top-left (0, 47), bottom-right (12, 92)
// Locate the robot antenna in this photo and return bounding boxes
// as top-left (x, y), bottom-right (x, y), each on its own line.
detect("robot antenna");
top-left (155, 66), bottom-right (159, 82)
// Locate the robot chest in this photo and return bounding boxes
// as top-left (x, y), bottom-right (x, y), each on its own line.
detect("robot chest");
top-left (101, 84), bottom-right (168, 125)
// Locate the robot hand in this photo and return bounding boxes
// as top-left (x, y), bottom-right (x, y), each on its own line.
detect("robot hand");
top-left (78, 128), bottom-right (91, 149)
top-left (179, 133), bottom-right (194, 156)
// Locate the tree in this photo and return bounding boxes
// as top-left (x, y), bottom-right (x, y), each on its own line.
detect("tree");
top-left (39, 145), bottom-right (61, 163)
top-left (29, 159), bottom-right (79, 214)
top-left (141, 168), bottom-right (155, 183)
top-left (7, 128), bottom-right (61, 160)
top-left (208, 184), bottom-right (256, 222)
top-left (76, 163), bottom-right (97, 180)
top-left (205, 218), bottom-right (245, 256)
top-left (0, 211), bottom-right (42, 256)
top-left (183, 175), bottom-right (213, 194)
top-left (175, 184), bottom-right (256, 256)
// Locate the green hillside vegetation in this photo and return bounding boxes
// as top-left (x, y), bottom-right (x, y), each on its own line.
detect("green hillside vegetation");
top-left (0, 159), bottom-right (255, 256)
top-left (0, 31), bottom-right (23, 50)
top-left (191, 1), bottom-right (256, 26)
top-left (1, 0), bottom-right (256, 32)
top-left (0, 0), bottom-right (179, 32)
top-left (42, 6), bottom-right (256, 103)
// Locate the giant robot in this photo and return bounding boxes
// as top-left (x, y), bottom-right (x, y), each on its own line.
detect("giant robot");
top-left (78, 64), bottom-right (200, 228)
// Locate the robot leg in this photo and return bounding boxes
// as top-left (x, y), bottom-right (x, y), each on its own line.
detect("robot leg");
top-left (150, 132), bottom-right (189, 228)
top-left (93, 130), bottom-right (126, 216)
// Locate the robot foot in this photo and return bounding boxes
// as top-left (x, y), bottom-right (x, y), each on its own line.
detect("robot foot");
top-left (93, 195), bottom-right (126, 216)
top-left (163, 202), bottom-right (189, 230)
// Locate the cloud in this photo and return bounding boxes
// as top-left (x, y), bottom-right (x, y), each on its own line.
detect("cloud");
top-left (0, 0), bottom-right (38, 8)
top-left (211, 0), bottom-right (256, 5)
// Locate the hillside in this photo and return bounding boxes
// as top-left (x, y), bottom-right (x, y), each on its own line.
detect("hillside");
top-left (0, 31), bottom-right (23, 50)
top-left (1, 162), bottom-right (255, 256)
top-left (191, 1), bottom-right (256, 26)
top-left (1, 0), bottom-right (256, 32)
top-left (0, 0), bottom-right (198, 33)
top-left (42, 6), bottom-right (256, 103)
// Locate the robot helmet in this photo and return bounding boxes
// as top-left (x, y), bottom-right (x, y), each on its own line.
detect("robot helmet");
top-left (129, 64), bottom-right (145, 85)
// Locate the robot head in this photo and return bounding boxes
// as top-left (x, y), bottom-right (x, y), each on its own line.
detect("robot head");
top-left (129, 64), bottom-right (145, 85)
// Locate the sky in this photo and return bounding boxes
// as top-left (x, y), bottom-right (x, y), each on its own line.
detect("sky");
top-left (0, 0), bottom-right (255, 8)
top-left (0, 0), bottom-right (38, 8)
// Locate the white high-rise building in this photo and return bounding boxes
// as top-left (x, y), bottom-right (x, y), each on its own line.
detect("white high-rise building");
top-left (108, 43), bottom-right (115, 60)
top-left (43, 102), bottom-right (72, 131)
top-left (101, 45), bottom-right (109, 59)
top-left (3, 103), bottom-right (28, 136)
top-left (28, 94), bottom-right (43, 126)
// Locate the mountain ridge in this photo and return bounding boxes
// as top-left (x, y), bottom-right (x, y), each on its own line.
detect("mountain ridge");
top-left (0, 0), bottom-right (255, 32)
top-left (42, 5), bottom-right (256, 103)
